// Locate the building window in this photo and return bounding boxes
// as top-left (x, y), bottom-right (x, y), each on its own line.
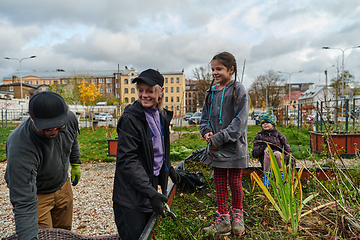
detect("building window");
top-left (193, 93), bottom-right (196, 98)
top-left (176, 77), bottom-right (179, 83)
top-left (62, 80), bottom-right (66, 84)
top-left (36, 81), bottom-right (39, 85)
top-left (48, 80), bottom-right (51, 84)
top-left (43, 81), bottom-right (45, 84)
top-left (106, 78), bottom-right (112, 83)
top-left (99, 78), bottom-right (104, 83)
top-left (165, 87), bottom-right (168, 93)
top-left (177, 97), bottom-right (179, 102)
top-left (171, 106), bottom-right (174, 110)
top-left (171, 78), bottom-right (174, 83)
top-left (171, 97), bottom-right (174, 102)
top-left (131, 97), bottom-right (135, 102)
top-left (124, 88), bottom-right (128, 94)
top-left (9, 86), bottom-right (13, 91)
top-left (131, 88), bottom-right (135, 93)
top-left (188, 99), bottom-right (191, 105)
top-left (165, 78), bottom-right (168, 83)
top-left (92, 79), bottom-right (96, 83)
top-left (165, 97), bottom-right (168, 102)
top-left (125, 97), bottom-right (129, 103)
top-left (171, 87), bottom-right (173, 93)
top-left (30, 81), bottom-right (33, 84)
top-left (189, 93), bottom-right (191, 97)
top-left (107, 88), bottom-right (112, 93)
top-left (116, 83), bottom-right (120, 88)
top-left (117, 93), bottom-right (120, 98)
top-left (176, 87), bottom-right (179, 93)
top-left (124, 79), bottom-right (128, 84)
top-left (100, 88), bottom-right (104, 93)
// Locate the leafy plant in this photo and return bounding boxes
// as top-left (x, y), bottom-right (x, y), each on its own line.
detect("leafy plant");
top-left (250, 144), bottom-right (318, 233)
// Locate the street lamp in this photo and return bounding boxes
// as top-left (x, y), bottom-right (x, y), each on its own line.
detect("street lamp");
top-left (4, 55), bottom-right (36, 103)
top-left (277, 71), bottom-right (302, 107)
top-left (322, 46), bottom-right (360, 97)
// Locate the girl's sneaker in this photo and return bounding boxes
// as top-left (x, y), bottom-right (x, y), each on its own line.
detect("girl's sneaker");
top-left (202, 211), bottom-right (231, 235)
top-left (230, 207), bottom-right (245, 236)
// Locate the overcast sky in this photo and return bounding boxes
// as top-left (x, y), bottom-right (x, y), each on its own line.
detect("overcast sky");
top-left (1, 0), bottom-right (360, 90)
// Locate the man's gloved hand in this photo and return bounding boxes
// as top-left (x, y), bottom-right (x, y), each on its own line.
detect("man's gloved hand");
top-left (169, 167), bottom-right (181, 184)
top-left (149, 192), bottom-right (168, 217)
top-left (71, 163), bottom-right (81, 186)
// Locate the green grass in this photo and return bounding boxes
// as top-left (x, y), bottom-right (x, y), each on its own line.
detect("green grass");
top-left (0, 127), bottom-right (117, 163)
top-left (0, 124), bottom-right (316, 163)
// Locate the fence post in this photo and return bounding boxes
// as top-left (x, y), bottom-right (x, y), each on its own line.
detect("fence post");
top-left (345, 99), bottom-right (349, 132)
top-left (316, 102), bottom-right (319, 132)
top-left (353, 98), bottom-right (356, 128)
top-left (320, 101), bottom-right (323, 132)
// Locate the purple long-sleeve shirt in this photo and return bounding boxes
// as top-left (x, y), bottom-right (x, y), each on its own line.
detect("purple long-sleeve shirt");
top-left (144, 107), bottom-right (164, 176)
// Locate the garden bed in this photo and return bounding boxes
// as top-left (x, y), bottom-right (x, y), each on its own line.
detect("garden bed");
top-left (151, 158), bottom-right (360, 239)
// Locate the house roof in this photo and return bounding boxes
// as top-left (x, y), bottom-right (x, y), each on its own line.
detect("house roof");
top-left (298, 85), bottom-right (329, 100)
top-left (282, 91), bottom-right (304, 101)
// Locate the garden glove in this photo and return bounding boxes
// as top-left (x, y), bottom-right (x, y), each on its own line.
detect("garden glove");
top-left (169, 167), bottom-right (181, 184)
top-left (71, 163), bottom-right (81, 186)
top-left (149, 192), bottom-right (168, 217)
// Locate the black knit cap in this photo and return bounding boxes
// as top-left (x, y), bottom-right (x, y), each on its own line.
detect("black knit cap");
top-left (132, 68), bottom-right (164, 87)
top-left (29, 91), bottom-right (68, 129)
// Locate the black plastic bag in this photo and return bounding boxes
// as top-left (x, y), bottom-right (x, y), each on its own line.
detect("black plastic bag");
top-left (175, 148), bottom-right (212, 191)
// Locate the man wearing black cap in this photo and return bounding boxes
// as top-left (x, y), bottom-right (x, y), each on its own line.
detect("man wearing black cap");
top-left (5, 91), bottom-right (81, 240)
top-left (113, 68), bottom-right (181, 239)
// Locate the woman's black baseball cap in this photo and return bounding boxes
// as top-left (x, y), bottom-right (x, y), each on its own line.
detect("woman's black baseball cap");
top-left (132, 68), bottom-right (164, 87)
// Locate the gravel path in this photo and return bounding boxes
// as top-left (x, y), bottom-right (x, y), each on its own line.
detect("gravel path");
top-left (1, 157), bottom-right (358, 238)
top-left (1, 162), bottom-right (118, 238)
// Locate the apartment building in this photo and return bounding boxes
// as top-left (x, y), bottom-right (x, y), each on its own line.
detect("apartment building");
top-left (1, 67), bottom-right (186, 114)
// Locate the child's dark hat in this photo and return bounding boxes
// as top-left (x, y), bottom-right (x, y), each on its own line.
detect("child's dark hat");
top-left (29, 91), bottom-right (68, 129)
top-left (132, 68), bottom-right (164, 87)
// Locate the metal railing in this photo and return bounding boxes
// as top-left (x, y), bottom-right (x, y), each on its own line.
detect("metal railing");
top-left (272, 98), bottom-right (360, 132)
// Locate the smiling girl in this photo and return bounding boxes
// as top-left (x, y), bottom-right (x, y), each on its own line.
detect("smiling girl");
top-left (200, 52), bottom-right (250, 236)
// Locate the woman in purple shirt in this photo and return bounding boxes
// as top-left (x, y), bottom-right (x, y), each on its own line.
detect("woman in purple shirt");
top-left (112, 69), bottom-right (181, 240)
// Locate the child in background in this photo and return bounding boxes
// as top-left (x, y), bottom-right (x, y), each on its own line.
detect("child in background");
top-left (200, 52), bottom-right (250, 236)
top-left (252, 108), bottom-right (294, 186)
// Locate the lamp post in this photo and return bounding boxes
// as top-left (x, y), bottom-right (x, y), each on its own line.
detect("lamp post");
top-left (4, 55), bottom-right (36, 102)
top-left (277, 71), bottom-right (302, 109)
top-left (322, 46), bottom-right (360, 97)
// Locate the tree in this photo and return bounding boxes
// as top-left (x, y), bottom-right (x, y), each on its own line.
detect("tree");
top-left (330, 70), bottom-right (355, 98)
top-left (249, 70), bottom-right (285, 108)
top-left (78, 79), bottom-right (100, 106)
top-left (48, 78), bottom-right (81, 104)
top-left (192, 66), bottom-right (212, 106)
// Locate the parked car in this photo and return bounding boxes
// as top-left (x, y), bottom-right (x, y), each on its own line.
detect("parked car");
top-left (183, 112), bottom-right (194, 121)
top-left (188, 112), bottom-right (202, 125)
top-left (251, 110), bottom-right (262, 120)
top-left (95, 113), bottom-right (113, 121)
top-left (17, 112), bottom-right (30, 121)
top-left (254, 111), bottom-right (265, 125)
top-left (93, 113), bottom-right (100, 120)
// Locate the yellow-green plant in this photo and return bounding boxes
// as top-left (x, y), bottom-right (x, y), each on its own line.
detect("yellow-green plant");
top-left (250, 144), bottom-right (318, 233)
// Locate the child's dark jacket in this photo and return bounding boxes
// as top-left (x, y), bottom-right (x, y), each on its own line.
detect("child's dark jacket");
top-left (252, 127), bottom-right (294, 168)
